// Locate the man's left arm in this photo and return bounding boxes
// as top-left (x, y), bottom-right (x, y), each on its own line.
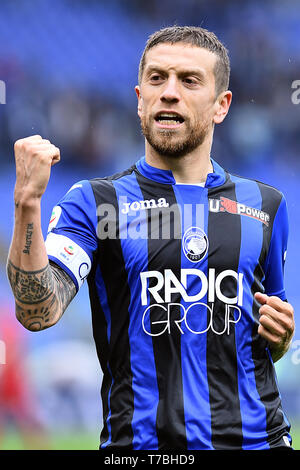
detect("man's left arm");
top-left (254, 292), bottom-right (294, 363)
top-left (256, 192), bottom-right (294, 362)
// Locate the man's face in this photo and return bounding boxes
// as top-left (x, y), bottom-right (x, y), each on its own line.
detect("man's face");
top-left (135, 42), bottom-right (230, 158)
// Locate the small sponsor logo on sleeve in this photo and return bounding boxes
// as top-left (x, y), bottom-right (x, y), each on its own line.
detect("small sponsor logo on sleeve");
top-left (47, 206), bottom-right (62, 233)
top-left (45, 233), bottom-right (92, 288)
top-left (58, 243), bottom-right (78, 264)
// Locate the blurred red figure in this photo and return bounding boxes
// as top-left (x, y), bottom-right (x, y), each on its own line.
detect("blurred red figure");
top-left (0, 304), bottom-right (49, 449)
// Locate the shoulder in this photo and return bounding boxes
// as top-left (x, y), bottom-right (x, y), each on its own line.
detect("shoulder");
top-left (54, 180), bottom-right (98, 218)
top-left (228, 171), bottom-right (285, 206)
top-left (88, 164), bottom-right (137, 204)
top-left (60, 164), bottom-right (137, 200)
top-left (89, 164), bottom-right (137, 186)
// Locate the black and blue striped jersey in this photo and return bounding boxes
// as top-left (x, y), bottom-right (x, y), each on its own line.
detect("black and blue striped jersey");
top-left (45, 156), bottom-right (291, 450)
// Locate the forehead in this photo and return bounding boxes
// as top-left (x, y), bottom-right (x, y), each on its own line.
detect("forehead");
top-left (143, 42), bottom-right (217, 77)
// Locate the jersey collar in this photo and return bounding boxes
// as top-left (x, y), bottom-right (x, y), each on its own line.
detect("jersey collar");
top-left (135, 156), bottom-right (226, 188)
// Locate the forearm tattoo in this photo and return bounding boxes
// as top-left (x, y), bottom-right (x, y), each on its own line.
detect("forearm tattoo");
top-left (7, 259), bottom-right (76, 331)
top-left (23, 223), bottom-right (34, 255)
top-left (7, 260), bottom-right (54, 304)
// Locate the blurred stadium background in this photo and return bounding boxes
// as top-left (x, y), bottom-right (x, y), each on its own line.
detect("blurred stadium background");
top-left (0, 0), bottom-right (299, 450)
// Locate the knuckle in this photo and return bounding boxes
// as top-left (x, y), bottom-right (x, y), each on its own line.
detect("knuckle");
top-left (259, 316), bottom-right (269, 328)
top-left (27, 144), bottom-right (38, 156)
top-left (282, 308), bottom-right (293, 322)
top-left (51, 145), bottom-right (60, 156)
top-left (259, 312), bottom-right (266, 322)
top-left (280, 319), bottom-right (289, 331)
top-left (260, 305), bottom-right (269, 315)
top-left (40, 151), bottom-right (51, 161)
top-left (287, 305), bottom-right (294, 316)
top-left (14, 139), bottom-right (22, 150)
top-left (281, 312), bottom-right (291, 324)
top-left (28, 134), bottom-right (42, 141)
top-left (268, 297), bottom-right (281, 309)
top-left (278, 325), bottom-right (287, 337)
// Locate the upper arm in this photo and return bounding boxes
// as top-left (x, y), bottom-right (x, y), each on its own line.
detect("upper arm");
top-left (49, 259), bottom-right (77, 312)
top-left (45, 180), bottom-right (98, 292)
top-left (263, 194), bottom-right (289, 300)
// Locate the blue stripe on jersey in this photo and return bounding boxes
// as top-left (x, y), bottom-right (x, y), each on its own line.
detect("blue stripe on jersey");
top-left (135, 157), bottom-right (226, 188)
top-left (95, 264), bottom-right (112, 343)
top-left (94, 264), bottom-right (114, 449)
top-left (136, 156), bottom-right (176, 185)
top-left (101, 363), bottom-right (114, 449)
top-left (263, 195), bottom-right (288, 300)
top-left (231, 175), bottom-right (269, 450)
top-left (173, 184), bottom-right (213, 450)
top-left (112, 172), bottom-right (159, 450)
top-left (51, 180), bottom-right (98, 261)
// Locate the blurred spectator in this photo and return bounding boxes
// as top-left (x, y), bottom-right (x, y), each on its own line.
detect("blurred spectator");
top-left (0, 306), bottom-right (49, 449)
top-left (0, 0), bottom-right (298, 171)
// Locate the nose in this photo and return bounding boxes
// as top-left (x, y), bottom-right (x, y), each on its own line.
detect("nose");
top-left (160, 76), bottom-right (181, 103)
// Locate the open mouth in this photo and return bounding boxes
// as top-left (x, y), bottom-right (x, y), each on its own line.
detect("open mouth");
top-left (154, 112), bottom-right (185, 127)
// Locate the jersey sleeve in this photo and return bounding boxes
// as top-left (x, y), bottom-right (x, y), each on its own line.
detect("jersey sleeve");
top-left (263, 194), bottom-right (289, 300)
top-left (45, 180), bottom-right (98, 291)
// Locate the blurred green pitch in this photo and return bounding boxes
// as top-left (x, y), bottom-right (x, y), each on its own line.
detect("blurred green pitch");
top-left (1, 425), bottom-right (300, 450)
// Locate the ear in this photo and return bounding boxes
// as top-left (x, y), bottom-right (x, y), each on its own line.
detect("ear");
top-left (135, 85), bottom-right (143, 118)
top-left (213, 90), bottom-right (232, 124)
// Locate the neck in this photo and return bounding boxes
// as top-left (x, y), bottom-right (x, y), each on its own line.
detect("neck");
top-left (145, 135), bottom-right (213, 184)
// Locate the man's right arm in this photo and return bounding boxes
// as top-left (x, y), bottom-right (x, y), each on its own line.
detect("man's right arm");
top-left (6, 135), bottom-right (77, 331)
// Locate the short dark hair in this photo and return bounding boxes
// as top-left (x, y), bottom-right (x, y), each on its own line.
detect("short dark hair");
top-left (138, 26), bottom-right (230, 96)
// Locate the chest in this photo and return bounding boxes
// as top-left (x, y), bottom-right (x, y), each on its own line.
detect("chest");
top-left (111, 184), bottom-right (270, 277)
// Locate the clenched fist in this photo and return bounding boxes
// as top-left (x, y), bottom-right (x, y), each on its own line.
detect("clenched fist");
top-left (14, 135), bottom-right (60, 205)
top-left (255, 292), bottom-right (295, 362)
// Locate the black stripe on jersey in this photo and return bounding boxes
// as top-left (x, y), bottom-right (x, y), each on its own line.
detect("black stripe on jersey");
top-left (250, 183), bottom-right (288, 447)
top-left (135, 170), bottom-right (187, 450)
top-left (207, 174), bottom-right (243, 449)
top-left (89, 173), bottom-right (135, 449)
top-left (87, 261), bottom-right (111, 446)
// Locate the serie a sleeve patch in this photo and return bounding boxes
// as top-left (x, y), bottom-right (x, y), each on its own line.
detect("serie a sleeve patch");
top-left (45, 232), bottom-right (92, 290)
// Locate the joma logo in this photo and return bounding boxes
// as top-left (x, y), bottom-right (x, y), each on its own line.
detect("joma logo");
top-left (121, 197), bottom-right (169, 214)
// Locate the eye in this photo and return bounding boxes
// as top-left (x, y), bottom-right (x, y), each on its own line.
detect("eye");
top-left (149, 74), bottom-right (164, 83)
top-left (183, 77), bottom-right (197, 86)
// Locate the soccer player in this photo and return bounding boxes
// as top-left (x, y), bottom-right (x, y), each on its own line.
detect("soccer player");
top-left (7, 26), bottom-right (295, 450)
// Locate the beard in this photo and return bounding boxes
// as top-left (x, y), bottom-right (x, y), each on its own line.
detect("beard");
top-left (140, 114), bottom-right (211, 158)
